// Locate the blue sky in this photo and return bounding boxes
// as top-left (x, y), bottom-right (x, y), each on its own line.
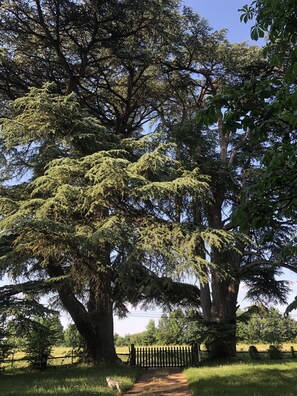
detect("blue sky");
top-left (183, 0), bottom-right (257, 43)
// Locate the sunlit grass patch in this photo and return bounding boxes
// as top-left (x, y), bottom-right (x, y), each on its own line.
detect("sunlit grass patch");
top-left (185, 361), bottom-right (297, 396)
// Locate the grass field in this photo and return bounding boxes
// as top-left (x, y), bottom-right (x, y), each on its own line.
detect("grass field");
top-left (2, 359), bottom-right (297, 396)
top-left (0, 364), bottom-right (142, 396)
top-left (185, 361), bottom-right (297, 396)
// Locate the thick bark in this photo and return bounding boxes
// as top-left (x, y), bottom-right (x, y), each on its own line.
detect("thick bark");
top-left (207, 321), bottom-right (237, 359)
top-left (208, 269), bottom-right (239, 359)
top-left (202, 194), bottom-right (241, 359)
top-left (47, 264), bottom-right (119, 364)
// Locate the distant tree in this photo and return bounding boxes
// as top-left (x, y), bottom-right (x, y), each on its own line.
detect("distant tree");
top-left (182, 310), bottom-right (207, 345)
top-left (64, 323), bottom-right (85, 350)
top-left (237, 307), bottom-right (297, 344)
top-left (157, 308), bottom-right (202, 345)
top-left (114, 333), bottom-right (123, 347)
top-left (144, 320), bottom-right (158, 345)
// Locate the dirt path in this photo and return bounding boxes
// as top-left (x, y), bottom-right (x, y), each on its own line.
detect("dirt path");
top-left (123, 368), bottom-right (192, 396)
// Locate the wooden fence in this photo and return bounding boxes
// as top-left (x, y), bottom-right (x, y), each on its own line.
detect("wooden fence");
top-left (129, 343), bottom-right (201, 368)
top-left (0, 350), bottom-right (83, 370)
top-left (2, 345), bottom-right (295, 371)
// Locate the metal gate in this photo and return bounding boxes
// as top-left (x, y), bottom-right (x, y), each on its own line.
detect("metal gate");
top-left (129, 344), bottom-right (200, 368)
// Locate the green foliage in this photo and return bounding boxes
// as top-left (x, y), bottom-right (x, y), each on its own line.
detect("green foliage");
top-left (237, 307), bottom-right (297, 344)
top-left (0, 87), bottom-right (243, 306)
top-left (240, 0), bottom-right (297, 81)
top-left (0, 280), bottom-right (61, 360)
top-left (157, 310), bottom-right (186, 345)
top-left (144, 320), bottom-right (158, 345)
top-left (156, 308), bottom-right (205, 345)
top-left (116, 308), bottom-right (205, 346)
top-left (0, 0), bottom-right (271, 365)
top-left (236, 2), bottom-right (297, 311)
top-left (64, 324), bottom-right (85, 350)
top-left (238, 0), bottom-right (297, 225)
top-left (0, 0), bottom-right (182, 131)
top-left (0, 313), bottom-right (12, 369)
top-left (24, 315), bottom-right (64, 370)
top-left (0, 82), bottom-right (244, 362)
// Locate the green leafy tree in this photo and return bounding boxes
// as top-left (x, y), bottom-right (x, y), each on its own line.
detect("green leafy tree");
top-left (24, 315), bottom-right (63, 370)
top-left (237, 307), bottom-right (297, 344)
top-left (240, 0), bottom-right (297, 81)
top-left (144, 320), bottom-right (158, 345)
top-left (157, 310), bottom-right (186, 345)
top-left (158, 36), bottom-right (278, 358)
top-left (237, 1), bottom-right (297, 229)
top-left (0, 280), bottom-right (56, 355)
top-left (0, 0), bottom-right (180, 127)
top-left (156, 309), bottom-right (206, 345)
top-left (236, 1), bottom-right (297, 315)
top-left (64, 323), bottom-right (85, 350)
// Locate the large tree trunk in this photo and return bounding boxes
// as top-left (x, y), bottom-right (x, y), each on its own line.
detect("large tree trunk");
top-left (47, 264), bottom-right (119, 364)
top-left (208, 267), bottom-right (239, 359)
top-left (202, 192), bottom-right (241, 360)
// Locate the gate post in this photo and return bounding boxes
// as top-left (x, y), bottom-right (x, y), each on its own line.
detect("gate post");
top-left (191, 343), bottom-right (201, 366)
top-left (129, 344), bottom-right (136, 366)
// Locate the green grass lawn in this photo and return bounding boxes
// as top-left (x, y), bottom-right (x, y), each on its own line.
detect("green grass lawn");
top-left (0, 365), bottom-right (142, 396)
top-left (185, 361), bottom-right (297, 396)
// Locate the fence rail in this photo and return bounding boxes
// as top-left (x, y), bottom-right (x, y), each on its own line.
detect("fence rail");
top-left (0, 350), bottom-right (83, 370)
top-left (0, 351), bottom-right (131, 370)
